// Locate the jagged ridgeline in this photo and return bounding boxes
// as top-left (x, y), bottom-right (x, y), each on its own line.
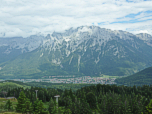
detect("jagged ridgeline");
top-left (0, 26), bottom-right (152, 79)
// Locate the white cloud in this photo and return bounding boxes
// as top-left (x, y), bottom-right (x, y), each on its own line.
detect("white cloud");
top-left (0, 0), bottom-right (152, 38)
top-left (135, 30), bottom-right (149, 34)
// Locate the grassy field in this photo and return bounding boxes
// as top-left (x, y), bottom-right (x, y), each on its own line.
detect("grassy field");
top-left (98, 74), bottom-right (129, 79)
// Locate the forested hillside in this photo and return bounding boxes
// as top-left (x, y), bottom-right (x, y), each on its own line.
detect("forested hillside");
top-left (115, 66), bottom-right (152, 87)
top-left (1, 82), bottom-right (152, 114)
top-left (0, 81), bottom-right (31, 94)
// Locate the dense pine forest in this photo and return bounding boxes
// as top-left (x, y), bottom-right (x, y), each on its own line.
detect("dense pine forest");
top-left (0, 81), bottom-right (152, 114)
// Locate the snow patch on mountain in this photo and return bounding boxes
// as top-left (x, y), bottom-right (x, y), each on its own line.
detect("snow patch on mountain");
top-left (78, 26), bottom-right (93, 35)
top-left (40, 53), bottom-right (43, 57)
top-left (113, 47), bottom-right (119, 56)
top-left (69, 55), bottom-right (73, 65)
top-left (63, 36), bottom-right (71, 42)
top-left (66, 50), bottom-right (71, 57)
top-left (52, 58), bottom-right (61, 65)
top-left (78, 55), bottom-right (81, 72)
top-left (95, 52), bottom-right (101, 64)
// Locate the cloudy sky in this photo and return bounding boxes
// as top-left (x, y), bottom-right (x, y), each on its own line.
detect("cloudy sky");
top-left (0, 0), bottom-right (152, 38)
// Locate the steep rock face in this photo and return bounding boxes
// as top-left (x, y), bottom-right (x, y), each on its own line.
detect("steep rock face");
top-left (0, 25), bottom-right (152, 79)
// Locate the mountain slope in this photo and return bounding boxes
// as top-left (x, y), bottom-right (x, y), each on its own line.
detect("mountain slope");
top-left (0, 35), bottom-right (43, 64)
top-left (0, 26), bottom-right (152, 79)
top-left (114, 66), bottom-right (152, 86)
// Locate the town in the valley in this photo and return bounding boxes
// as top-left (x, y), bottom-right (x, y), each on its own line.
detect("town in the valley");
top-left (0, 76), bottom-right (117, 84)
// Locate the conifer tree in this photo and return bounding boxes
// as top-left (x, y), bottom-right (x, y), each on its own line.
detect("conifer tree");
top-left (86, 92), bottom-right (97, 109)
top-left (69, 88), bottom-right (75, 102)
top-left (69, 102), bottom-right (77, 114)
top-left (80, 98), bottom-right (92, 114)
top-left (98, 95), bottom-right (107, 114)
top-left (15, 91), bottom-right (27, 113)
top-left (62, 95), bottom-right (72, 108)
top-left (125, 105), bottom-right (133, 114)
top-left (31, 92), bottom-right (36, 104)
top-left (38, 100), bottom-right (45, 112)
top-left (38, 100), bottom-right (49, 114)
top-left (146, 99), bottom-right (152, 113)
top-left (33, 98), bottom-right (39, 113)
top-left (66, 96), bottom-right (73, 109)
top-left (48, 97), bottom-right (57, 114)
top-left (69, 97), bottom-right (81, 114)
top-left (81, 89), bottom-right (86, 102)
top-left (22, 98), bottom-right (33, 114)
top-left (32, 98), bottom-right (49, 114)
top-left (63, 108), bottom-right (72, 114)
top-left (64, 89), bottom-right (69, 98)
top-left (4, 99), bottom-right (13, 111)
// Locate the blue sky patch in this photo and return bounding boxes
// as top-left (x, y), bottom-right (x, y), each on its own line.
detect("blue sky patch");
top-left (96, 22), bottom-right (106, 25)
top-left (125, 12), bottom-right (142, 18)
top-left (99, 10), bottom-right (152, 24)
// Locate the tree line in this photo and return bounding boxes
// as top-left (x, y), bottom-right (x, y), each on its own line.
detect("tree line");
top-left (1, 83), bottom-right (152, 113)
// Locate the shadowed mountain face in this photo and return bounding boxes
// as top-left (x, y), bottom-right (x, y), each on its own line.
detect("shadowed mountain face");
top-left (0, 26), bottom-right (152, 79)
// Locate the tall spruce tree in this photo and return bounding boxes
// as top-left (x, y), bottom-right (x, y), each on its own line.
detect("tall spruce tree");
top-left (48, 97), bottom-right (57, 114)
top-left (69, 88), bottom-right (75, 102)
top-left (22, 98), bottom-right (33, 114)
top-left (69, 101), bottom-right (77, 114)
top-left (64, 89), bottom-right (69, 98)
top-left (66, 96), bottom-right (73, 109)
top-left (86, 92), bottom-right (97, 109)
top-left (38, 100), bottom-right (49, 114)
top-left (15, 91), bottom-right (27, 113)
top-left (33, 98), bottom-right (49, 114)
top-left (33, 98), bottom-right (40, 113)
top-left (80, 98), bottom-right (92, 114)
top-left (68, 97), bottom-right (82, 114)
top-left (4, 99), bottom-right (13, 111)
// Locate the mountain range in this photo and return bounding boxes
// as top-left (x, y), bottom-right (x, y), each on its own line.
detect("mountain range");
top-left (0, 25), bottom-right (152, 79)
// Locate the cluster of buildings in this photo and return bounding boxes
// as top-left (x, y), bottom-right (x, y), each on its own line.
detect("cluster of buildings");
top-left (0, 76), bottom-right (117, 84)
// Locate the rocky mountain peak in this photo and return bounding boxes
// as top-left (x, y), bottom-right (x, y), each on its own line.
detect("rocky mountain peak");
top-left (136, 33), bottom-right (152, 41)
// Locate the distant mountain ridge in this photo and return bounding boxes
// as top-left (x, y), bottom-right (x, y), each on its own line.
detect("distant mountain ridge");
top-left (0, 25), bottom-right (152, 79)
